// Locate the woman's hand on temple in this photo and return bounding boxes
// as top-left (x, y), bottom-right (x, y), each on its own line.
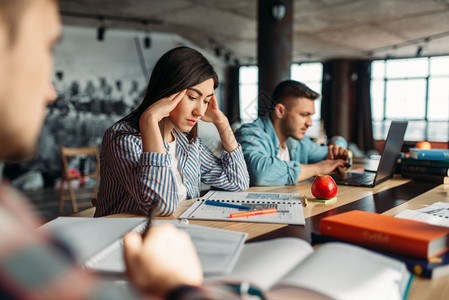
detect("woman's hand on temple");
top-left (201, 95), bottom-right (226, 125)
top-left (140, 89), bottom-right (187, 126)
top-left (139, 89), bottom-right (186, 153)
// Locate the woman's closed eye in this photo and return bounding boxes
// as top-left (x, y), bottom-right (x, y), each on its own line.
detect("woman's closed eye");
top-left (203, 95), bottom-right (213, 105)
top-left (188, 94), bottom-right (210, 105)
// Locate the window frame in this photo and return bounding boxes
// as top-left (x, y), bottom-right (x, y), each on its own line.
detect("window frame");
top-left (371, 56), bottom-right (449, 142)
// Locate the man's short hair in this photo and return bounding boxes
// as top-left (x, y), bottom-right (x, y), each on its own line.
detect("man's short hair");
top-left (272, 80), bottom-right (319, 106)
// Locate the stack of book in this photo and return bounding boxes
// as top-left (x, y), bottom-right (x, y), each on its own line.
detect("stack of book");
top-left (401, 148), bottom-right (449, 184)
top-left (314, 210), bottom-right (449, 279)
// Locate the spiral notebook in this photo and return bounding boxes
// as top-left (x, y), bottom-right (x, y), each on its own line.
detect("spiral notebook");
top-left (179, 191), bottom-right (305, 225)
top-left (40, 217), bottom-right (247, 275)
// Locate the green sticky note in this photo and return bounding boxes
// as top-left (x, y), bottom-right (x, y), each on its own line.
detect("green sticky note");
top-left (311, 197), bottom-right (337, 204)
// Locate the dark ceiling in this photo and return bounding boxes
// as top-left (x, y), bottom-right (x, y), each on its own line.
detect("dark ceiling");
top-left (60, 0), bottom-right (449, 64)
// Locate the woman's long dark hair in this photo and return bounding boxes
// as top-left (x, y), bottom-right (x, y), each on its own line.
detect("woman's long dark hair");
top-left (120, 46), bottom-right (219, 142)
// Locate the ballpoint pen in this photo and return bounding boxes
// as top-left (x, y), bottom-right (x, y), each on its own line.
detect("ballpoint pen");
top-left (141, 204), bottom-right (155, 238)
top-left (229, 207), bottom-right (277, 218)
top-left (205, 200), bottom-right (251, 210)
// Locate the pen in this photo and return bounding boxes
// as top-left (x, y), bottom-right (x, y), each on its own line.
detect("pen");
top-left (229, 207), bottom-right (277, 218)
top-left (141, 204), bottom-right (155, 238)
top-left (205, 200), bottom-right (251, 210)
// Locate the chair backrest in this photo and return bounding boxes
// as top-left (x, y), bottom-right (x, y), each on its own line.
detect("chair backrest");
top-left (59, 145), bottom-right (101, 214)
top-left (60, 145), bottom-right (100, 180)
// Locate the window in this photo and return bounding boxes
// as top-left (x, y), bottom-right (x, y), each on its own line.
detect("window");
top-left (239, 66), bottom-right (259, 123)
top-left (238, 63), bottom-right (323, 138)
top-left (371, 56), bottom-right (449, 142)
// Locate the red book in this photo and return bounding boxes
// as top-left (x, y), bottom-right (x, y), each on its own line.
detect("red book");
top-left (319, 210), bottom-right (449, 259)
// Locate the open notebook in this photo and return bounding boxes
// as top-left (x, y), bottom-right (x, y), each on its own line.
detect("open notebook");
top-left (39, 217), bottom-right (247, 275)
top-left (209, 238), bottom-right (412, 300)
top-left (40, 218), bottom-right (412, 299)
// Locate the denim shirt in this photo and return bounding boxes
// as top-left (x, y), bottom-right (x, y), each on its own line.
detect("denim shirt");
top-left (235, 117), bottom-right (328, 186)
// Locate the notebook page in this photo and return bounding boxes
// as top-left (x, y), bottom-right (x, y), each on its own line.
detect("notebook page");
top-left (84, 220), bottom-right (247, 275)
top-left (276, 242), bottom-right (411, 300)
top-left (208, 237), bottom-right (313, 290)
top-left (180, 191), bottom-right (305, 225)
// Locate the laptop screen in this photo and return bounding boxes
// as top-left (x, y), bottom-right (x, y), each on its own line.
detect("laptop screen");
top-left (374, 121), bottom-right (408, 184)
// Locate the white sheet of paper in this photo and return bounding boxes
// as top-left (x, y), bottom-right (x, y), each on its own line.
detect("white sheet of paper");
top-left (395, 201), bottom-right (449, 227)
top-left (179, 191), bottom-right (305, 225)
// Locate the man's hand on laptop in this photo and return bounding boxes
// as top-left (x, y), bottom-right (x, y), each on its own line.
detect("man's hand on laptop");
top-left (298, 159), bottom-right (348, 182)
top-left (327, 144), bottom-right (348, 161)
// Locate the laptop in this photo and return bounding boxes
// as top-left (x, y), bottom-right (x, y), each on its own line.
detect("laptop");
top-left (332, 121), bottom-right (408, 187)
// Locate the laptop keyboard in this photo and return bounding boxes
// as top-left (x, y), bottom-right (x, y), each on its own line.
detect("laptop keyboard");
top-left (346, 172), bottom-right (376, 184)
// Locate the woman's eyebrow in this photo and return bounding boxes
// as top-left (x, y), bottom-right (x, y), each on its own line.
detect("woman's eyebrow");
top-left (187, 88), bottom-right (203, 96)
top-left (187, 88), bottom-right (214, 98)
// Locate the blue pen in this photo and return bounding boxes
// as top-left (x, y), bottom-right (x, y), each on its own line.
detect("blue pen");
top-left (205, 200), bottom-right (251, 210)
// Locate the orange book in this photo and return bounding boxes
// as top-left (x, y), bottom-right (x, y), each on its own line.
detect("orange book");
top-left (319, 210), bottom-right (449, 259)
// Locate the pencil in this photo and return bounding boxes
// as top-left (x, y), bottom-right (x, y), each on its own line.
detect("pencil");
top-left (229, 207), bottom-right (277, 218)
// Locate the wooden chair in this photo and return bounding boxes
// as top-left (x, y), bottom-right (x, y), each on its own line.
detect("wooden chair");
top-left (59, 145), bottom-right (100, 215)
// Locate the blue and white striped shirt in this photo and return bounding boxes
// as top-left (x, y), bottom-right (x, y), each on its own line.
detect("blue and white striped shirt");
top-left (95, 122), bottom-right (249, 217)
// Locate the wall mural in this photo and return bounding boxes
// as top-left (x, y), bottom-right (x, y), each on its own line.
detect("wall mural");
top-left (4, 71), bottom-right (146, 188)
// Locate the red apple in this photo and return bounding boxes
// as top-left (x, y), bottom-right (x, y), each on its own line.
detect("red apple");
top-left (311, 175), bottom-right (337, 199)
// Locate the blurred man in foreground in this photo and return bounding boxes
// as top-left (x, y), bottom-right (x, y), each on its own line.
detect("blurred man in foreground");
top-left (0, 0), bottom-right (257, 298)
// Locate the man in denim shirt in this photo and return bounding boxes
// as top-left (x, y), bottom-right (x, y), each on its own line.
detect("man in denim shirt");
top-left (236, 80), bottom-right (348, 186)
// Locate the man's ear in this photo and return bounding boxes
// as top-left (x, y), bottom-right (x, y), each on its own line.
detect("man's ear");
top-left (273, 103), bottom-right (285, 119)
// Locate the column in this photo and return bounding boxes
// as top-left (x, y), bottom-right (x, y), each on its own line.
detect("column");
top-left (257, 0), bottom-right (293, 116)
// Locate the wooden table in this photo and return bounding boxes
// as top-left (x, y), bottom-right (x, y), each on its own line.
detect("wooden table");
top-left (72, 174), bottom-right (433, 240)
top-left (71, 176), bottom-right (448, 300)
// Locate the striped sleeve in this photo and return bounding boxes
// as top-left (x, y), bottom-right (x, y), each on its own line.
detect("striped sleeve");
top-left (198, 139), bottom-right (249, 191)
top-left (102, 128), bottom-right (181, 216)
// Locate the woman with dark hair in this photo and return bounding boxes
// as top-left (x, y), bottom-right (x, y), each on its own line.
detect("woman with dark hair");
top-left (95, 47), bottom-right (249, 217)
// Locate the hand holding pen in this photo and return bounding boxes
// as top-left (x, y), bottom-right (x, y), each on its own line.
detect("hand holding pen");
top-left (123, 204), bottom-right (204, 296)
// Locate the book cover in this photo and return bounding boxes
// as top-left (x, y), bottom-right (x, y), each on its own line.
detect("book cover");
top-left (319, 210), bottom-right (449, 259)
top-left (312, 232), bottom-right (449, 279)
top-left (401, 164), bottom-right (449, 176)
top-left (401, 171), bottom-right (449, 184)
top-left (409, 148), bottom-right (449, 162)
top-left (401, 157), bottom-right (449, 168)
